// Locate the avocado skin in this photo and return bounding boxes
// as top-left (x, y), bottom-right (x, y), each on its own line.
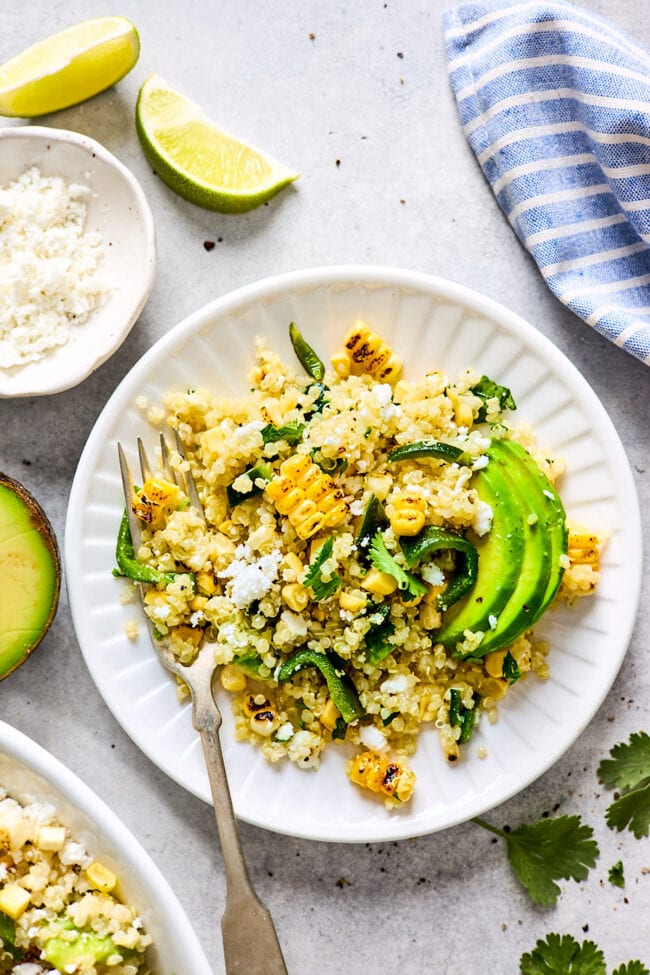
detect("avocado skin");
top-left (434, 457), bottom-right (525, 647)
top-left (0, 473), bottom-right (61, 680)
top-left (438, 439), bottom-right (567, 658)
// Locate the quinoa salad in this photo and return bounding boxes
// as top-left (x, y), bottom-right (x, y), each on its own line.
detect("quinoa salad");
top-left (0, 790), bottom-right (151, 974)
top-left (116, 321), bottom-right (602, 807)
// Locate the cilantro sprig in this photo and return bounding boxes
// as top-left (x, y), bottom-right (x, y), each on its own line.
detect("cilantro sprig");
top-left (368, 532), bottom-right (427, 598)
top-left (520, 934), bottom-right (648, 975)
top-left (473, 814), bottom-right (599, 907)
top-left (598, 731), bottom-right (650, 838)
top-left (303, 536), bottom-right (342, 601)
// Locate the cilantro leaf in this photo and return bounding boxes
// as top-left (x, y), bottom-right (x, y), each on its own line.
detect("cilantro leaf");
top-left (502, 650), bottom-right (521, 684)
top-left (613, 964), bottom-right (650, 975)
top-left (368, 532), bottom-right (427, 598)
top-left (608, 860), bottom-right (625, 888)
top-left (598, 732), bottom-right (650, 792)
top-left (261, 421), bottom-right (305, 446)
top-left (470, 374), bottom-right (516, 422)
top-left (474, 815), bottom-right (599, 907)
top-left (605, 783), bottom-right (650, 839)
top-left (520, 934), bottom-right (605, 975)
top-left (303, 536), bottom-right (342, 601)
top-left (599, 733), bottom-right (650, 838)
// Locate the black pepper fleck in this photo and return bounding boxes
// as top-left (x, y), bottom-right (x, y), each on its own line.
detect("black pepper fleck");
top-left (203, 240), bottom-right (216, 251)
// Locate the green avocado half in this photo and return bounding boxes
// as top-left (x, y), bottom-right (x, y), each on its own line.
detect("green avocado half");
top-left (435, 439), bottom-right (567, 657)
top-left (0, 472), bottom-right (61, 679)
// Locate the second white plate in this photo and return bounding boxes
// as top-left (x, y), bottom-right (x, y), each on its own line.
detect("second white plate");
top-left (65, 266), bottom-right (642, 842)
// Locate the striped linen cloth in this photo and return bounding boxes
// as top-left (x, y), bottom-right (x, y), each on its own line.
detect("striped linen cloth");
top-left (443, 0), bottom-right (650, 365)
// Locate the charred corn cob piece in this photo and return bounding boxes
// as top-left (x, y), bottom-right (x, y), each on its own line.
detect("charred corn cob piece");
top-left (131, 476), bottom-right (182, 528)
top-left (387, 492), bottom-right (426, 536)
top-left (347, 749), bottom-right (415, 802)
top-left (266, 454), bottom-right (347, 539)
top-left (331, 321), bottom-right (403, 382)
top-left (567, 531), bottom-right (600, 566)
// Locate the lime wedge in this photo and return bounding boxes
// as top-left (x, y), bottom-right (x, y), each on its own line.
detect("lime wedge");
top-left (0, 17), bottom-right (140, 117)
top-left (136, 74), bottom-right (299, 213)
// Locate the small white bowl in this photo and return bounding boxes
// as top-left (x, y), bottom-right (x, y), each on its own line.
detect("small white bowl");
top-left (0, 126), bottom-right (156, 398)
top-left (0, 720), bottom-right (213, 975)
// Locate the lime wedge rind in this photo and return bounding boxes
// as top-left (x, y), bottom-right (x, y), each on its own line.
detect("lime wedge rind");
top-left (135, 74), bottom-right (298, 214)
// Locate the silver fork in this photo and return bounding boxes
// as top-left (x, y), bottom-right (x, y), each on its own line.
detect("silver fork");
top-left (118, 433), bottom-right (288, 975)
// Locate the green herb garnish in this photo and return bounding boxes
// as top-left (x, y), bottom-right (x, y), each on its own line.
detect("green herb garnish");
top-left (598, 732), bottom-right (650, 838)
top-left (261, 421), bottom-right (305, 446)
top-left (303, 537), bottom-right (342, 601)
top-left (368, 532), bottom-right (427, 598)
top-left (470, 374), bottom-right (516, 422)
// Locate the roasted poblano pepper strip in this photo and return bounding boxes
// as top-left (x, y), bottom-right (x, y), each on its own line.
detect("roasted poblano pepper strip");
top-left (226, 462), bottom-right (273, 507)
top-left (400, 526), bottom-right (479, 612)
top-left (113, 510), bottom-right (181, 586)
top-left (276, 648), bottom-right (364, 723)
top-left (448, 688), bottom-right (479, 744)
top-left (502, 650), bottom-right (521, 684)
top-left (356, 493), bottom-right (388, 556)
top-left (388, 440), bottom-right (465, 464)
top-left (364, 603), bottom-right (396, 664)
top-left (289, 321), bottom-right (325, 381)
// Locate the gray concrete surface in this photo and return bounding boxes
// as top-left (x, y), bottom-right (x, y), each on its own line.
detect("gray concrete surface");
top-left (2, 1), bottom-right (649, 973)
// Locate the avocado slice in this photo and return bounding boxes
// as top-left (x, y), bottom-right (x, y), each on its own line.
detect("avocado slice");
top-left (439, 438), bottom-right (567, 658)
top-left (434, 454), bottom-right (525, 648)
top-left (43, 930), bottom-right (126, 968)
top-left (490, 438), bottom-right (567, 623)
top-left (0, 472), bottom-right (61, 679)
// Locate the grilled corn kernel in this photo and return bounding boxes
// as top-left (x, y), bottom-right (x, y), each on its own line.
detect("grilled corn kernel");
top-left (347, 750), bottom-right (415, 802)
top-left (35, 826), bottom-right (66, 852)
top-left (282, 582), bottom-right (310, 612)
top-left (339, 590), bottom-right (367, 614)
top-left (446, 388), bottom-right (475, 428)
top-left (0, 885), bottom-right (30, 919)
top-left (361, 569), bottom-right (398, 596)
top-left (443, 739), bottom-right (461, 764)
top-left (172, 625), bottom-right (203, 647)
top-left (250, 709), bottom-right (280, 737)
top-left (320, 699), bottom-right (341, 731)
top-left (266, 455), bottom-right (347, 539)
top-left (567, 531), bottom-right (600, 566)
top-left (332, 321), bottom-right (403, 383)
top-left (220, 664), bottom-right (247, 692)
top-left (282, 552), bottom-right (304, 578)
top-left (86, 861), bottom-right (117, 893)
top-left (388, 492), bottom-right (427, 536)
top-left (131, 476), bottom-right (182, 528)
top-left (484, 649), bottom-right (508, 679)
top-left (190, 595), bottom-right (209, 612)
top-left (196, 570), bottom-right (217, 595)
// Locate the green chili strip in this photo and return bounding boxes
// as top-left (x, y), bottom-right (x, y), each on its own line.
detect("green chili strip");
top-left (364, 604), bottom-right (395, 664)
top-left (502, 650), bottom-right (521, 684)
top-left (113, 510), bottom-right (181, 586)
top-left (276, 649), bottom-right (364, 723)
top-left (400, 526), bottom-right (479, 611)
top-left (356, 493), bottom-right (388, 556)
top-left (289, 322), bottom-right (325, 381)
top-left (388, 440), bottom-right (465, 464)
top-left (226, 462), bottom-right (273, 508)
top-left (448, 688), bottom-right (479, 744)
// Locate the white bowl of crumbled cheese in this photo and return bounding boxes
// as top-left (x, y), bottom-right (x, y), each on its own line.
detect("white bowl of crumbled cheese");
top-left (0, 126), bottom-right (156, 397)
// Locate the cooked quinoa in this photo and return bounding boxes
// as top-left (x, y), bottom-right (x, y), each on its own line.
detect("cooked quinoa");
top-left (121, 321), bottom-right (602, 807)
top-left (0, 791), bottom-right (151, 974)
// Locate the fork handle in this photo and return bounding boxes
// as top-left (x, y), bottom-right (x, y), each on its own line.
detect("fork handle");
top-left (198, 721), bottom-right (289, 975)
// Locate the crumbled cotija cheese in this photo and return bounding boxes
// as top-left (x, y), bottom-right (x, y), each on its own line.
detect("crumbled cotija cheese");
top-left (0, 166), bottom-right (107, 368)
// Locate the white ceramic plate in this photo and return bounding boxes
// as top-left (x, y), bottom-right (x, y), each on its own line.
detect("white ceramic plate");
top-left (0, 720), bottom-right (212, 975)
top-left (65, 266), bottom-right (642, 843)
top-left (0, 126), bottom-right (156, 397)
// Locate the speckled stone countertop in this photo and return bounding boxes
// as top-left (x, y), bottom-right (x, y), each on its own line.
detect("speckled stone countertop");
top-left (2, 2), bottom-right (648, 972)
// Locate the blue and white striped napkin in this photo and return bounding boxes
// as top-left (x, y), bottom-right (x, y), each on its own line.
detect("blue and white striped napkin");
top-left (443, 0), bottom-right (650, 365)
